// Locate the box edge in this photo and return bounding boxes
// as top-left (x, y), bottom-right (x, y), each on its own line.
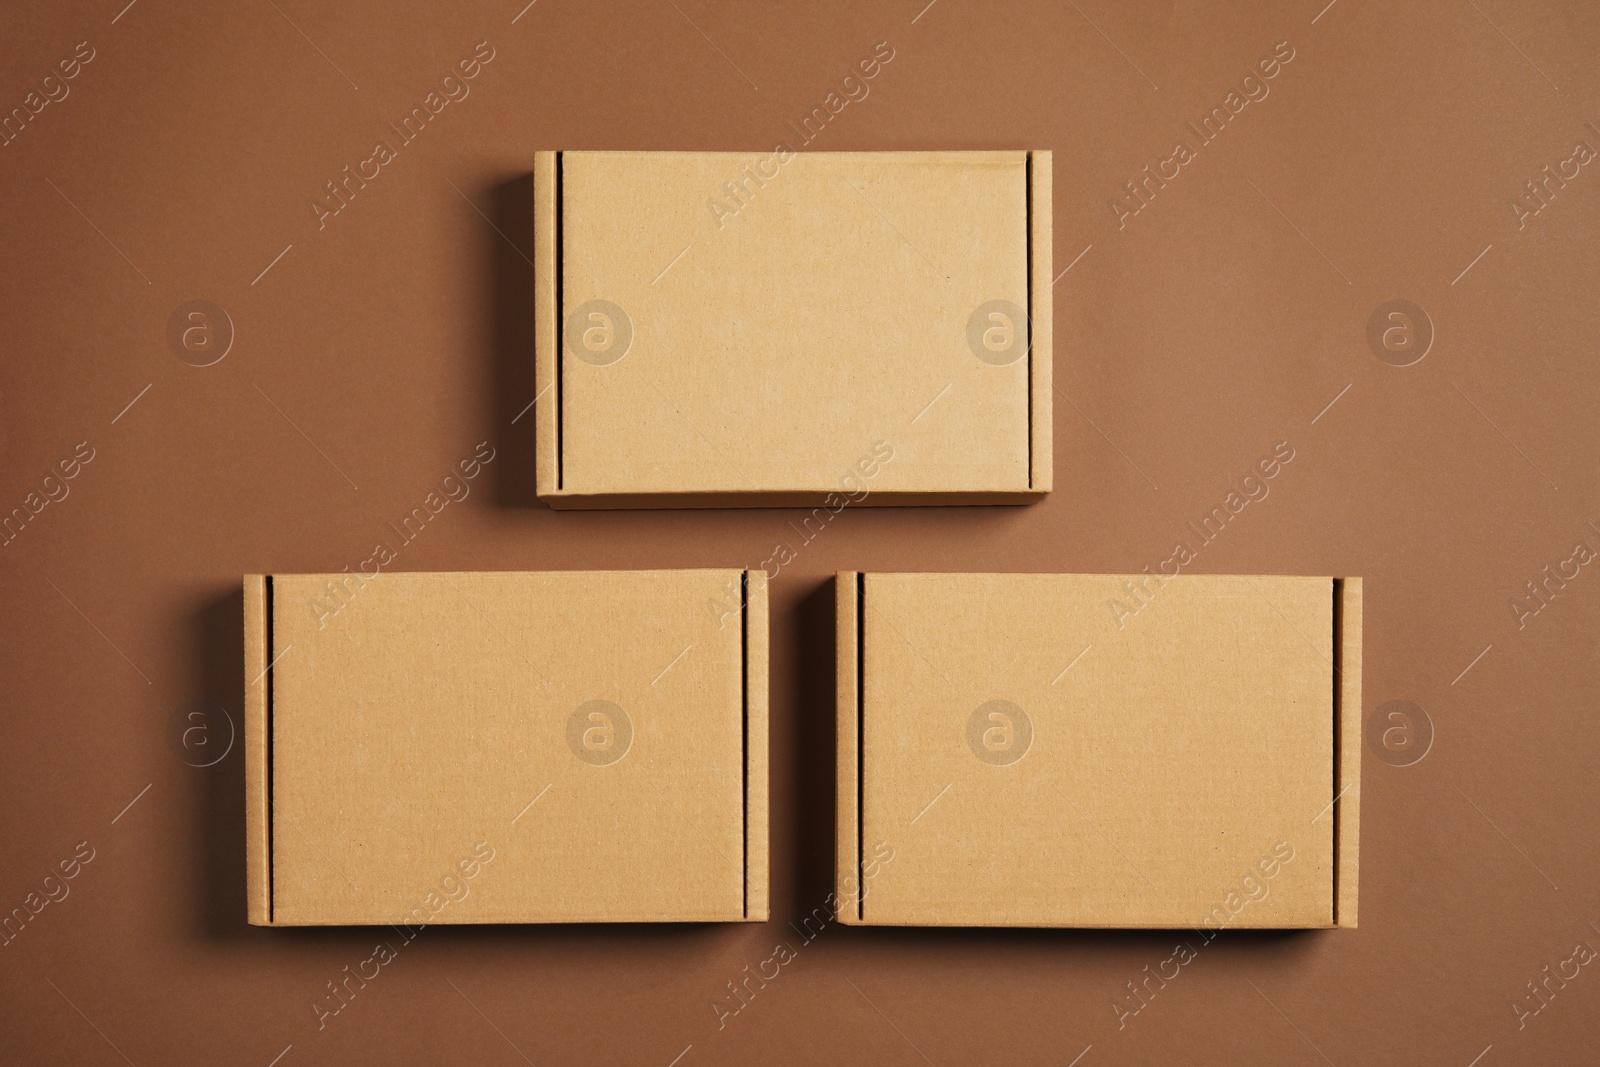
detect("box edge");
top-left (744, 568), bottom-right (770, 922)
top-left (1029, 149), bottom-right (1053, 494)
top-left (1336, 576), bottom-right (1362, 928)
top-left (542, 489), bottom-right (1047, 510)
top-left (534, 151), bottom-right (559, 503)
top-left (836, 572), bottom-right (864, 926)
top-left (244, 574), bottom-right (272, 926)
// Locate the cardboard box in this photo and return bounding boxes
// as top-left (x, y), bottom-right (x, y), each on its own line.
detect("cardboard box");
top-left (534, 150), bottom-right (1052, 508)
top-left (244, 569), bottom-right (767, 925)
top-left (836, 572), bottom-right (1361, 929)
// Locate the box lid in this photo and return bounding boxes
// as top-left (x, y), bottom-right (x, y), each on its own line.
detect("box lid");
top-left (536, 150), bottom-right (1051, 504)
top-left (838, 572), bottom-right (1359, 928)
top-left (245, 569), bottom-right (767, 925)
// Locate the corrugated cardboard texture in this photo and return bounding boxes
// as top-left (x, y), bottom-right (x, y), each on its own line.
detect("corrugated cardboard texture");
top-left (840, 572), bottom-right (1353, 928)
top-left (245, 570), bottom-right (766, 925)
top-left (535, 150), bottom-right (1051, 506)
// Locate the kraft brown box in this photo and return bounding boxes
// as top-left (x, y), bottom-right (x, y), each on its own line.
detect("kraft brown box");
top-left (836, 572), bottom-right (1361, 929)
top-left (244, 569), bottom-right (768, 925)
top-left (534, 150), bottom-right (1052, 508)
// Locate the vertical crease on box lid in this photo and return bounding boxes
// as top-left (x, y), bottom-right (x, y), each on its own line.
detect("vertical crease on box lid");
top-left (555, 152), bottom-right (565, 490)
top-left (265, 575), bottom-right (276, 923)
top-left (742, 570), bottom-right (748, 918)
top-left (1331, 577), bottom-right (1340, 926)
top-left (1025, 153), bottom-right (1033, 487)
top-left (856, 572), bottom-right (866, 922)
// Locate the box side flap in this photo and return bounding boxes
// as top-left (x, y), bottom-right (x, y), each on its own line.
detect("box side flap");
top-left (1028, 150), bottom-right (1053, 493)
top-left (243, 575), bottom-right (271, 926)
top-left (744, 569), bottom-right (770, 921)
top-left (1336, 577), bottom-right (1362, 927)
top-left (835, 572), bottom-right (863, 924)
top-left (534, 151), bottom-right (559, 498)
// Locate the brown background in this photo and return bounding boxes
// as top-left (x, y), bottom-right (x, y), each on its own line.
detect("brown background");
top-left (1, 0), bottom-right (1597, 1064)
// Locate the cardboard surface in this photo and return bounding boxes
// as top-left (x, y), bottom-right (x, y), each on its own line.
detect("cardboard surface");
top-left (245, 570), bottom-right (767, 925)
top-left (838, 572), bottom-right (1359, 928)
top-left (536, 150), bottom-right (1052, 506)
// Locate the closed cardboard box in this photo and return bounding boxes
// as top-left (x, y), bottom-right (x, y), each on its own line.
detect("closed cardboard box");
top-left (836, 572), bottom-right (1360, 928)
top-left (245, 570), bottom-right (767, 925)
top-left (534, 150), bottom-right (1052, 507)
